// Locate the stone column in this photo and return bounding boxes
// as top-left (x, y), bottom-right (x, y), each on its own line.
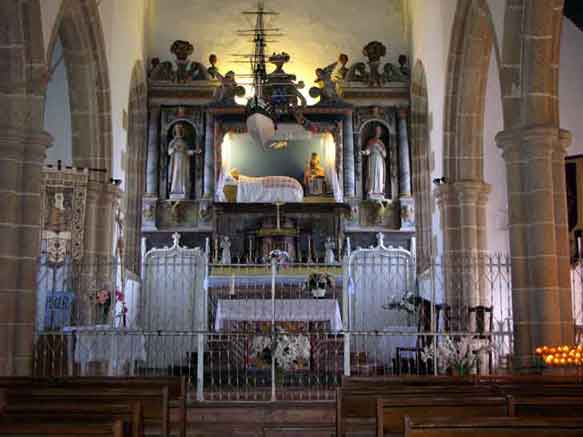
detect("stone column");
top-left (343, 111), bottom-right (356, 198)
top-left (0, 127), bottom-right (52, 375)
top-left (436, 180), bottom-right (490, 326)
top-left (496, 127), bottom-right (574, 370)
top-left (84, 176), bottom-right (119, 259)
top-left (397, 108), bottom-right (412, 197)
top-left (146, 105), bottom-right (161, 195)
top-left (203, 113), bottom-right (215, 198)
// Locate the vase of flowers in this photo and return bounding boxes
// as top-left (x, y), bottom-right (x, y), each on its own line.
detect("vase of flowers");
top-left (249, 330), bottom-right (311, 374)
top-left (420, 335), bottom-right (493, 376)
top-left (306, 272), bottom-right (333, 298)
top-left (382, 290), bottom-right (417, 314)
top-left (92, 288), bottom-right (112, 325)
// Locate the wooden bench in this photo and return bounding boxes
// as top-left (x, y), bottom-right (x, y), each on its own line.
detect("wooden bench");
top-left (0, 416), bottom-right (127, 436)
top-left (3, 401), bottom-right (143, 437)
top-left (337, 384), bottom-right (500, 436)
top-left (508, 395), bottom-right (583, 417)
top-left (404, 417), bottom-right (583, 436)
top-left (0, 377), bottom-right (186, 437)
top-left (377, 396), bottom-right (509, 436)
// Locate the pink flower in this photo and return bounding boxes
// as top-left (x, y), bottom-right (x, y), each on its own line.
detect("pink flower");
top-left (115, 290), bottom-right (125, 302)
top-left (96, 289), bottom-right (110, 305)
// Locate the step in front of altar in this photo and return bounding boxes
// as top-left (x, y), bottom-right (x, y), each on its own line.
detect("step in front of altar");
top-left (175, 401), bottom-right (335, 437)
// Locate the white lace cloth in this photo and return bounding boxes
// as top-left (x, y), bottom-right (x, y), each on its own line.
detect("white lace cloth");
top-left (215, 299), bottom-right (342, 331)
top-left (63, 326), bottom-right (146, 376)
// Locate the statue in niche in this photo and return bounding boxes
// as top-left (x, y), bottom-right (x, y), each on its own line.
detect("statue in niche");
top-left (362, 125), bottom-right (387, 200)
top-left (304, 152), bottom-right (326, 195)
top-left (324, 237), bottom-right (336, 264)
top-left (168, 123), bottom-right (195, 199)
top-left (220, 236), bottom-right (232, 265)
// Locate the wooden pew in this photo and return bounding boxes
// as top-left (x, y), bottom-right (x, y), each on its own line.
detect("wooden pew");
top-left (376, 396), bottom-right (509, 436)
top-left (337, 384), bottom-right (500, 436)
top-left (342, 375), bottom-right (478, 390)
top-left (0, 390), bottom-right (5, 415)
top-left (0, 377), bottom-right (186, 437)
top-left (0, 416), bottom-right (127, 436)
top-left (3, 401), bottom-right (143, 437)
top-left (478, 374), bottom-right (583, 385)
top-left (508, 395), bottom-right (583, 417)
top-left (404, 417), bottom-right (583, 436)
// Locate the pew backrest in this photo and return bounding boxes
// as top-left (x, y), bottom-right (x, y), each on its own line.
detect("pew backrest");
top-left (377, 396), bottom-right (509, 436)
top-left (0, 416), bottom-right (127, 436)
top-left (404, 416), bottom-right (583, 437)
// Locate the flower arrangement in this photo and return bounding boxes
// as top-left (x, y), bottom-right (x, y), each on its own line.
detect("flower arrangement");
top-left (92, 288), bottom-right (112, 324)
top-left (115, 290), bottom-right (128, 328)
top-left (250, 330), bottom-right (311, 371)
top-left (383, 290), bottom-right (417, 314)
top-left (90, 288), bottom-right (126, 325)
top-left (420, 336), bottom-right (493, 376)
top-left (306, 272), bottom-right (333, 291)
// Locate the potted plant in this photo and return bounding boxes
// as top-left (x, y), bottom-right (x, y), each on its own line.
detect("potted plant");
top-left (306, 272), bottom-right (333, 298)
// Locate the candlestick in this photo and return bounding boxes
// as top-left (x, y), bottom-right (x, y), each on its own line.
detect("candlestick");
top-left (230, 274), bottom-right (236, 296)
top-left (213, 236), bottom-right (219, 264)
top-left (248, 236), bottom-right (254, 264)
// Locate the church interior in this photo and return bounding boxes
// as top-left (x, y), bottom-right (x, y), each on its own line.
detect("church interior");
top-left (3, 0), bottom-right (583, 435)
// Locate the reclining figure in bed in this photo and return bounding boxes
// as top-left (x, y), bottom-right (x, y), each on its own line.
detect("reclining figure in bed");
top-left (227, 168), bottom-right (304, 203)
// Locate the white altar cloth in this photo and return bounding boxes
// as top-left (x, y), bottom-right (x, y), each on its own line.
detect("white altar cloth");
top-left (215, 299), bottom-right (342, 331)
top-left (63, 326), bottom-right (146, 376)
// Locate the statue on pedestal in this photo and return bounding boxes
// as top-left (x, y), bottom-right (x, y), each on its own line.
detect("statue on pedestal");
top-left (324, 237), bottom-right (336, 264)
top-left (168, 123), bottom-right (194, 199)
top-left (362, 125), bottom-right (387, 200)
top-left (220, 236), bottom-right (232, 265)
top-left (304, 152), bottom-right (326, 195)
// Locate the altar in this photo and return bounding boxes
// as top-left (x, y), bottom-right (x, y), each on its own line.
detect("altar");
top-left (214, 299), bottom-right (343, 332)
top-left (63, 326), bottom-right (146, 376)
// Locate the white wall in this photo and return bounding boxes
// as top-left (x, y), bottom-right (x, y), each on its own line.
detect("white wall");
top-left (147, 0), bottom-right (408, 104)
top-left (483, 53), bottom-right (509, 254)
top-left (408, 0), bottom-right (458, 257)
top-left (41, 0), bottom-right (148, 189)
top-left (561, 18), bottom-right (583, 156)
top-left (44, 39), bottom-right (73, 166)
top-left (99, 0), bottom-right (148, 188)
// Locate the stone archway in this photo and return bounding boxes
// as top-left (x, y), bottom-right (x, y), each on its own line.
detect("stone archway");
top-left (439, 0), bottom-right (497, 258)
top-left (47, 0), bottom-right (112, 173)
top-left (124, 61), bottom-right (148, 274)
top-left (410, 60), bottom-right (432, 266)
top-left (437, 0), bottom-right (499, 321)
top-left (45, 0), bottom-right (117, 261)
top-left (0, 0), bottom-right (51, 375)
top-left (496, 0), bottom-right (574, 368)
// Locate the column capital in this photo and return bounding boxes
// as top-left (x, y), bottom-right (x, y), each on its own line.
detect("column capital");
top-left (0, 126), bottom-right (53, 161)
top-left (495, 125), bottom-right (571, 159)
top-left (435, 180), bottom-right (491, 207)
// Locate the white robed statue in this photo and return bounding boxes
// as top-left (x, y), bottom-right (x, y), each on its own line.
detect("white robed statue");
top-left (362, 125), bottom-right (387, 200)
top-left (168, 123), bottom-right (194, 199)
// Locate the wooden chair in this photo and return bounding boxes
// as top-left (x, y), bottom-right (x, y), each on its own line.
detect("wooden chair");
top-left (468, 305), bottom-right (494, 373)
